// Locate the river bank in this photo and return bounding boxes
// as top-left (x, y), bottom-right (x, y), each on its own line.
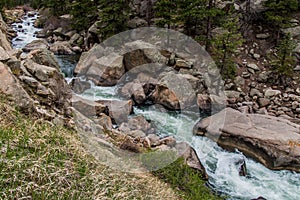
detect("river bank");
top-left (0, 8), bottom-right (220, 200)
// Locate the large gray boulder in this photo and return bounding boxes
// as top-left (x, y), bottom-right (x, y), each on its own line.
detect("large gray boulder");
top-left (194, 107), bottom-right (300, 172)
top-left (22, 39), bottom-right (49, 52)
top-left (86, 52), bottom-right (125, 86)
top-left (151, 72), bottom-right (196, 110)
top-left (123, 40), bottom-right (167, 71)
top-left (22, 59), bottom-right (71, 112)
top-left (49, 41), bottom-right (75, 55)
top-left (28, 49), bottom-right (60, 70)
top-left (74, 44), bottom-right (105, 75)
top-left (96, 99), bottom-right (133, 124)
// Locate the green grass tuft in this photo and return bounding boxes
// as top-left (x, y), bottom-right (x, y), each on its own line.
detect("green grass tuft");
top-left (153, 158), bottom-right (224, 200)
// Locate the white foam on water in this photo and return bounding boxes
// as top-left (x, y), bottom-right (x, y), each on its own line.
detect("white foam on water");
top-left (11, 13), bottom-right (42, 49)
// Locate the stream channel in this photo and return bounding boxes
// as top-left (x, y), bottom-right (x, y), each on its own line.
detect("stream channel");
top-left (11, 12), bottom-right (300, 200)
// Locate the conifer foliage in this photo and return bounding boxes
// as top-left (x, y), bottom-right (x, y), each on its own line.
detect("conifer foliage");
top-left (98, 0), bottom-right (131, 40)
top-left (270, 33), bottom-right (296, 84)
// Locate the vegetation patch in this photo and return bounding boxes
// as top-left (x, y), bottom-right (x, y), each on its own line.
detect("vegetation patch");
top-left (0, 97), bottom-right (181, 200)
top-left (153, 157), bottom-right (224, 200)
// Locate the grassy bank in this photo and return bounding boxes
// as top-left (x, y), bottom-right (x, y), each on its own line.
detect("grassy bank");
top-left (0, 99), bottom-right (180, 199)
top-left (0, 96), bottom-right (221, 199)
top-left (153, 158), bottom-right (223, 200)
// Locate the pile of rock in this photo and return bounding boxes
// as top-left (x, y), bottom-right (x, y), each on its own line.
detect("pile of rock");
top-left (72, 95), bottom-right (207, 177)
top-left (0, 12), bottom-right (72, 125)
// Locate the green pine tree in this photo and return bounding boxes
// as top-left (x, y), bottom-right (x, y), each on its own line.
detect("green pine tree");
top-left (264, 0), bottom-right (298, 41)
top-left (98, 0), bottom-right (130, 40)
top-left (70, 0), bottom-right (99, 31)
top-left (270, 33), bottom-right (296, 85)
top-left (46, 0), bottom-right (68, 16)
top-left (178, 0), bottom-right (206, 35)
top-left (211, 11), bottom-right (243, 80)
top-left (154, 0), bottom-right (178, 29)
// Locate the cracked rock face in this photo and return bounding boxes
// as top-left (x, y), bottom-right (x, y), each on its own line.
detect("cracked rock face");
top-left (194, 107), bottom-right (300, 172)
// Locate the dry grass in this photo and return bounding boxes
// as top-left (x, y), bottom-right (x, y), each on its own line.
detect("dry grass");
top-left (0, 99), bottom-right (181, 200)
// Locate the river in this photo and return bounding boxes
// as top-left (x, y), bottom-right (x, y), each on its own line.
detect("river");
top-left (11, 12), bottom-right (300, 200)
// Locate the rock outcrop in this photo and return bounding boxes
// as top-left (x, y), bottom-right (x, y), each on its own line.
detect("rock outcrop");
top-left (0, 13), bottom-right (13, 51)
top-left (194, 108), bottom-right (300, 172)
top-left (0, 62), bottom-right (35, 112)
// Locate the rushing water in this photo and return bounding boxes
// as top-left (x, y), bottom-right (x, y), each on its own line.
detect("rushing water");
top-left (11, 12), bottom-right (41, 49)
top-left (11, 13), bottom-right (300, 200)
top-left (77, 83), bottom-right (300, 200)
top-left (11, 12), bottom-right (79, 77)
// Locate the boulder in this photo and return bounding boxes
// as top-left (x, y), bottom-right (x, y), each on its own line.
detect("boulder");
top-left (22, 59), bottom-right (71, 112)
top-left (257, 71), bottom-right (270, 83)
top-left (150, 136), bottom-right (177, 147)
top-left (71, 95), bottom-right (108, 117)
top-left (258, 97), bottom-right (270, 107)
top-left (28, 49), bottom-right (60, 70)
top-left (123, 40), bottom-right (167, 71)
top-left (264, 88), bottom-right (281, 98)
top-left (0, 13), bottom-right (13, 51)
top-left (74, 44), bottom-right (105, 75)
top-left (22, 39), bottom-right (49, 52)
top-left (282, 26), bottom-right (300, 39)
top-left (94, 113), bottom-right (113, 131)
top-left (174, 142), bottom-right (208, 180)
top-left (86, 52), bottom-right (125, 86)
top-left (256, 33), bottom-right (270, 39)
top-left (250, 88), bottom-right (263, 97)
top-left (96, 99), bottom-right (133, 124)
top-left (49, 41), bottom-right (75, 55)
top-left (0, 46), bottom-right (10, 61)
top-left (6, 57), bottom-right (21, 76)
top-left (19, 75), bottom-right (40, 88)
top-left (197, 94), bottom-right (211, 111)
top-left (0, 62), bottom-right (34, 112)
top-left (120, 81), bottom-right (146, 105)
top-left (151, 72), bottom-right (196, 110)
top-left (127, 17), bottom-right (148, 28)
top-left (174, 59), bottom-right (193, 70)
top-left (69, 78), bottom-right (91, 94)
top-left (194, 108), bottom-right (300, 172)
top-left (53, 27), bottom-right (66, 38)
top-left (69, 33), bottom-right (81, 45)
top-left (120, 136), bottom-right (142, 153)
top-left (247, 63), bottom-right (260, 71)
top-left (294, 65), bottom-right (300, 71)
top-left (119, 115), bottom-right (153, 134)
top-left (23, 59), bottom-right (56, 82)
